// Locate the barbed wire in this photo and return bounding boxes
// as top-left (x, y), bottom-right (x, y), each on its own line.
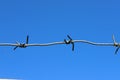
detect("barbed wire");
top-left (0, 35), bottom-right (119, 54)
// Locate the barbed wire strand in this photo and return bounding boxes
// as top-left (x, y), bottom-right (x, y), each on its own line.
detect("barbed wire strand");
top-left (0, 35), bottom-right (119, 54)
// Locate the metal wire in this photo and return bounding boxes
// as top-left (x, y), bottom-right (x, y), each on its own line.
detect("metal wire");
top-left (24, 40), bottom-right (114, 46)
top-left (0, 35), bottom-right (119, 54)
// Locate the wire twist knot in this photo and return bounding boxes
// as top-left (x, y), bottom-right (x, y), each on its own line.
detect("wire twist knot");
top-left (64, 35), bottom-right (74, 51)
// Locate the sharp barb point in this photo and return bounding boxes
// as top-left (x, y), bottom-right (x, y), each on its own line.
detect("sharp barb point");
top-left (67, 35), bottom-right (72, 40)
top-left (115, 47), bottom-right (120, 54)
top-left (26, 35), bottom-right (29, 44)
top-left (13, 46), bottom-right (18, 50)
top-left (72, 42), bottom-right (74, 51)
top-left (112, 34), bottom-right (116, 44)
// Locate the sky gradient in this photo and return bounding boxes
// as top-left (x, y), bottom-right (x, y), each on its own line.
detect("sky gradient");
top-left (0, 0), bottom-right (120, 80)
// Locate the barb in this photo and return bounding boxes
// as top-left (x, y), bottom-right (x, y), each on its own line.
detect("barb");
top-left (64, 35), bottom-right (74, 51)
top-left (13, 35), bottom-right (29, 50)
top-left (0, 35), bottom-right (120, 54)
top-left (112, 34), bottom-right (120, 54)
top-left (115, 46), bottom-right (120, 54)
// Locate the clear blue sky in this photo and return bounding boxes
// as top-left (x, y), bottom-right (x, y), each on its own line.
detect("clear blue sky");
top-left (0, 0), bottom-right (120, 80)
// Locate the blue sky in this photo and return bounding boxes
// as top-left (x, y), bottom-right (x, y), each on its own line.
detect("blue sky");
top-left (0, 0), bottom-right (120, 80)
